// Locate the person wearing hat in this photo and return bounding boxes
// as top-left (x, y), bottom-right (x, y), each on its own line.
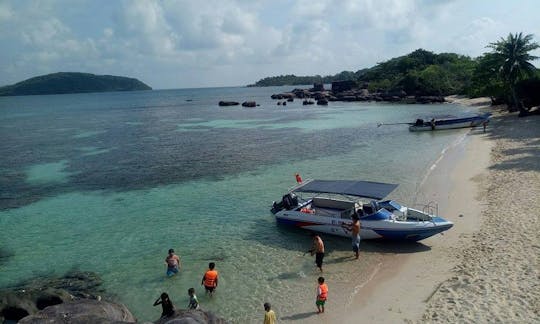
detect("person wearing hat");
top-left (165, 248), bottom-right (181, 276)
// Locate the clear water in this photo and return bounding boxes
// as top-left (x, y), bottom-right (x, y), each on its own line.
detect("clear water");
top-left (0, 87), bottom-right (478, 322)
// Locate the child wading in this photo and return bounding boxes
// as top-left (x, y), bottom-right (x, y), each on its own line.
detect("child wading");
top-left (187, 288), bottom-right (199, 310)
top-left (316, 277), bottom-right (328, 313)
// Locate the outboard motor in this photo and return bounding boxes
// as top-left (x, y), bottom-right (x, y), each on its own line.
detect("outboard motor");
top-left (271, 193), bottom-right (298, 214)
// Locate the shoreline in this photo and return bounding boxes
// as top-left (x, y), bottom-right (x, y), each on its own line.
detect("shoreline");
top-left (338, 99), bottom-right (539, 323)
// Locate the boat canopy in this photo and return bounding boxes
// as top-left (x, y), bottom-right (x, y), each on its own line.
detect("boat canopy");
top-left (293, 180), bottom-right (398, 200)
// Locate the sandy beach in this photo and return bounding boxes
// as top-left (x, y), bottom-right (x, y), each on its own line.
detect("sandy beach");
top-left (339, 98), bottom-right (540, 323)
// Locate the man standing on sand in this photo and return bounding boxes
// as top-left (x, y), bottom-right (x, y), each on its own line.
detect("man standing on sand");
top-left (309, 233), bottom-right (325, 272)
top-left (342, 212), bottom-right (361, 259)
top-left (263, 302), bottom-right (276, 324)
top-left (165, 249), bottom-right (181, 276)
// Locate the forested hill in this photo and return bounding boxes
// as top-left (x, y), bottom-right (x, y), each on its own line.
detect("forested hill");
top-left (0, 72), bottom-right (152, 96)
top-left (249, 49), bottom-right (476, 96)
top-left (248, 70), bottom-right (360, 87)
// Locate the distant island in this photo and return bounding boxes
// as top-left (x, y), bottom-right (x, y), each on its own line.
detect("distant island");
top-left (0, 72), bottom-right (152, 96)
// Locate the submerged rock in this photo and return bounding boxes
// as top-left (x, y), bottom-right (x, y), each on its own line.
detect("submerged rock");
top-left (18, 299), bottom-right (136, 323)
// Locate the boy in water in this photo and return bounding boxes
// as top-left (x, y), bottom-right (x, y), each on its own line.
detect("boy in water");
top-left (316, 277), bottom-right (328, 314)
top-left (153, 292), bottom-right (175, 318)
top-left (187, 288), bottom-right (199, 310)
top-left (165, 248), bottom-right (181, 276)
top-left (201, 262), bottom-right (219, 296)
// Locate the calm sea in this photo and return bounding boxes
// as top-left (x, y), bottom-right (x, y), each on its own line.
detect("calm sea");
top-left (0, 86), bottom-right (478, 322)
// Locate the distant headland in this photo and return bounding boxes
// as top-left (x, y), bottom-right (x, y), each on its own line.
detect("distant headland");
top-left (0, 72), bottom-right (152, 97)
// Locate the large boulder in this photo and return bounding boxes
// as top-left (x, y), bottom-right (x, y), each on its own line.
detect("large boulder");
top-left (241, 101), bottom-right (256, 107)
top-left (331, 80), bottom-right (356, 93)
top-left (312, 83), bottom-right (324, 92)
top-left (18, 299), bottom-right (136, 323)
top-left (0, 270), bottom-right (104, 323)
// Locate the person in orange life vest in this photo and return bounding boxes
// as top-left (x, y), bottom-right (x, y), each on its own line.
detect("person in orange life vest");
top-left (316, 276), bottom-right (328, 313)
top-left (295, 173), bottom-right (303, 184)
top-left (201, 262), bottom-right (219, 296)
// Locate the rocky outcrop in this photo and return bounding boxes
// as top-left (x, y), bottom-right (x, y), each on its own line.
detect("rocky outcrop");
top-left (18, 299), bottom-right (136, 323)
top-left (331, 80), bottom-right (357, 93)
top-left (1, 271), bottom-right (229, 323)
top-left (271, 86), bottom-right (446, 104)
top-left (0, 271), bottom-right (104, 322)
top-left (218, 101), bottom-right (239, 106)
top-left (241, 101), bottom-right (257, 107)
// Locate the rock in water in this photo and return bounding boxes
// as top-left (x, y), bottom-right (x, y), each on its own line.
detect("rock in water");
top-left (18, 299), bottom-right (136, 323)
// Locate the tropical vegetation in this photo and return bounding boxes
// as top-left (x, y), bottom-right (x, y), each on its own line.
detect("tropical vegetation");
top-left (0, 72), bottom-right (152, 96)
top-left (250, 33), bottom-right (540, 114)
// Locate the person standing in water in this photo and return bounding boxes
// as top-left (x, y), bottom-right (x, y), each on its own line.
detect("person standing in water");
top-left (308, 233), bottom-right (325, 272)
top-left (201, 262), bottom-right (219, 296)
top-left (153, 292), bottom-right (175, 318)
top-left (342, 212), bottom-right (361, 259)
top-left (165, 249), bottom-right (181, 276)
top-left (263, 302), bottom-right (277, 324)
top-left (187, 288), bottom-right (199, 310)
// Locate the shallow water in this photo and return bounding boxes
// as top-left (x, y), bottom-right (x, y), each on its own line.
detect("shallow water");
top-left (0, 87), bottom-right (478, 322)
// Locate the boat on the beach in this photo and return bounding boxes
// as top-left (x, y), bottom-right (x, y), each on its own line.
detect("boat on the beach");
top-left (270, 179), bottom-right (453, 241)
top-left (408, 113), bottom-right (491, 132)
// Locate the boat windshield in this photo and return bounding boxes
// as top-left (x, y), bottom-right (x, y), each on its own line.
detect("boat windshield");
top-left (379, 200), bottom-right (402, 211)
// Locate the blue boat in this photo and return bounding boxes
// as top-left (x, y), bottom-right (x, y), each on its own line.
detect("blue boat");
top-left (271, 179), bottom-right (453, 241)
top-left (409, 113), bottom-right (491, 131)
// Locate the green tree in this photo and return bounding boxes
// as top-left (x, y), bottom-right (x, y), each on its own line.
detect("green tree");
top-left (487, 32), bottom-right (539, 114)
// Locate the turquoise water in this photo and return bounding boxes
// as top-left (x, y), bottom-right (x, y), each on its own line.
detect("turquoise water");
top-left (0, 87), bottom-right (478, 322)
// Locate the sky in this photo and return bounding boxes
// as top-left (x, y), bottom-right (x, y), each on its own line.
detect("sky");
top-left (1, 0), bottom-right (539, 89)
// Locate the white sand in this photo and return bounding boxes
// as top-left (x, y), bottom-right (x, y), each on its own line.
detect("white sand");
top-left (338, 99), bottom-right (540, 323)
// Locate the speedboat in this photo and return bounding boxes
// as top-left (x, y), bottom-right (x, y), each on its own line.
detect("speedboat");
top-left (408, 113), bottom-right (491, 132)
top-left (270, 179), bottom-right (453, 241)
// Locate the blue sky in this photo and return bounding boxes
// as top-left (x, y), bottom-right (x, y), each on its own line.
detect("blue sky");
top-left (1, 0), bottom-right (539, 89)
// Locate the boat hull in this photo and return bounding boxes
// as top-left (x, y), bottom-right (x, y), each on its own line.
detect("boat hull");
top-left (409, 114), bottom-right (490, 132)
top-left (274, 210), bottom-right (453, 242)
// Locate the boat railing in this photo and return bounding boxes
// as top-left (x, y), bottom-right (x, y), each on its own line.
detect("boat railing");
top-left (413, 201), bottom-right (438, 216)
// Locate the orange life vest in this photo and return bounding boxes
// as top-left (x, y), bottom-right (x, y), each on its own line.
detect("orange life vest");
top-left (318, 283), bottom-right (328, 301)
top-left (204, 270), bottom-right (218, 287)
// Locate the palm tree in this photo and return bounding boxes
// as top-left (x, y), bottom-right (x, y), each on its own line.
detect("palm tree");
top-left (488, 32), bottom-right (539, 115)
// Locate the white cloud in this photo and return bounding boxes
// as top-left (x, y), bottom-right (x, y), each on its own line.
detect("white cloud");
top-left (0, 0), bottom-right (539, 88)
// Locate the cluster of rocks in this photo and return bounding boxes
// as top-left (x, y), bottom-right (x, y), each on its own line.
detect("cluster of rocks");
top-left (218, 101), bottom-right (258, 108)
top-left (270, 81), bottom-right (445, 105)
top-left (1, 271), bottom-right (227, 324)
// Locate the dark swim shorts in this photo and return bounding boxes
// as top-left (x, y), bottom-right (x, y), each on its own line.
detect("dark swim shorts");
top-left (204, 285), bottom-right (215, 293)
top-left (315, 252), bottom-right (324, 268)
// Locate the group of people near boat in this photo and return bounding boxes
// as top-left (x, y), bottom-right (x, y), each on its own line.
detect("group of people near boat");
top-left (155, 211), bottom-right (360, 321)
